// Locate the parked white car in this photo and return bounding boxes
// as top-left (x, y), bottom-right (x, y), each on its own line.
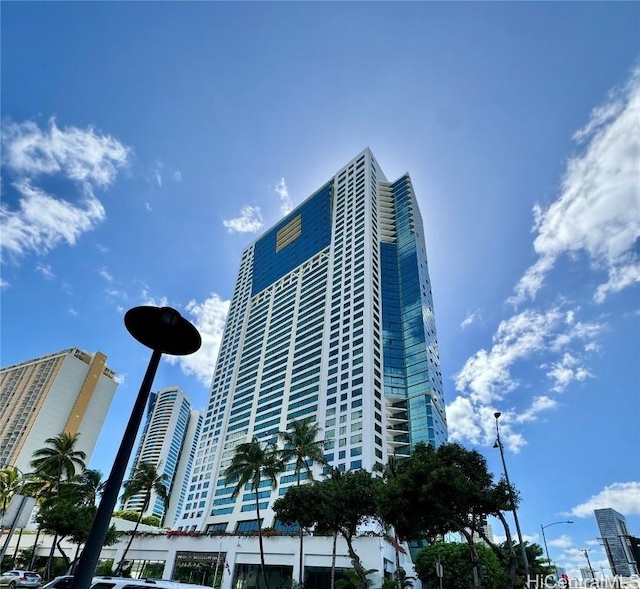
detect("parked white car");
top-left (0, 571), bottom-right (42, 589)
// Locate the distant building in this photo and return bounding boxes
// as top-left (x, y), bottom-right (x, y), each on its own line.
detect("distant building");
top-left (0, 348), bottom-right (118, 473)
top-left (122, 386), bottom-right (202, 526)
top-left (595, 508), bottom-right (639, 576)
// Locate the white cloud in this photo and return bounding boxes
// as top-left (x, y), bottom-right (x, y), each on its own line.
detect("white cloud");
top-left (172, 170), bottom-right (182, 182)
top-left (548, 535), bottom-right (573, 549)
top-left (166, 293), bottom-right (230, 386)
top-left (145, 202), bottom-right (153, 212)
top-left (461, 311), bottom-right (478, 329)
top-left (545, 352), bottom-right (592, 392)
top-left (446, 399), bottom-right (526, 452)
top-left (275, 178), bottom-right (293, 216)
top-left (510, 68), bottom-right (640, 305)
top-left (100, 268), bottom-right (114, 282)
top-left (455, 306), bottom-right (603, 404)
top-left (1, 118), bottom-right (129, 261)
top-left (141, 289), bottom-right (168, 308)
top-left (223, 205), bottom-right (263, 233)
top-left (569, 482), bottom-right (640, 517)
top-left (113, 373), bottom-right (126, 385)
top-left (0, 277), bottom-right (9, 290)
top-left (2, 118), bottom-right (130, 187)
top-left (514, 395), bottom-right (558, 423)
top-left (68, 307), bottom-right (78, 316)
top-left (452, 305), bottom-right (602, 449)
top-left (1, 181), bottom-right (106, 258)
top-left (35, 262), bottom-right (55, 280)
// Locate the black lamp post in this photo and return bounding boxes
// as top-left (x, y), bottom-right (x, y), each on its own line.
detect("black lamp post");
top-left (493, 411), bottom-right (531, 579)
top-left (72, 306), bottom-right (201, 589)
top-left (540, 520), bottom-right (573, 571)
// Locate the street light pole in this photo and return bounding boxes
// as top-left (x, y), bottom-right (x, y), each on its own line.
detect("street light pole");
top-left (72, 306), bottom-right (201, 589)
top-left (541, 520), bottom-right (573, 571)
top-left (583, 549), bottom-right (596, 580)
top-left (494, 412), bottom-right (531, 579)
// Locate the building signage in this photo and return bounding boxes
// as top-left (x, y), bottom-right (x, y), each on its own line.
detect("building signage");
top-left (175, 551), bottom-right (226, 564)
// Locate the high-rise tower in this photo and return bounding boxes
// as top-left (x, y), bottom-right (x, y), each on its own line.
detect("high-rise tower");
top-left (122, 386), bottom-right (202, 526)
top-left (177, 149), bottom-right (447, 533)
top-left (0, 348), bottom-right (119, 473)
top-left (595, 508), bottom-right (639, 576)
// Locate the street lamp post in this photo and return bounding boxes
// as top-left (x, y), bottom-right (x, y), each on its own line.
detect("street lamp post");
top-left (72, 306), bottom-right (201, 589)
top-left (583, 549), bottom-right (596, 580)
top-left (540, 520), bottom-right (573, 571)
top-left (494, 412), bottom-right (531, 579)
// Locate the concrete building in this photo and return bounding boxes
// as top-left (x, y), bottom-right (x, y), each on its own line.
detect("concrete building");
top-left (0, 348), bottom-right (118, 473)
top-left (177, 148), bottom-right (447, 535)
top-left (122, 386), bottom-right (202, 527)
top-left (595, 508), bottom-right (639, 576)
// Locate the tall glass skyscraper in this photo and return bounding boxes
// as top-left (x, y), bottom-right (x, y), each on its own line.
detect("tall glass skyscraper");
top-left (123, 386), bottom-right (202, 526)
top-left (178, 149), bottom-right (447, 533)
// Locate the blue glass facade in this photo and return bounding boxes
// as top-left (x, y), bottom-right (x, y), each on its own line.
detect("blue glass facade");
top-left (380, 176), bottom-right (447, 448)
top-left (252, 182), bottom-right (333, 295)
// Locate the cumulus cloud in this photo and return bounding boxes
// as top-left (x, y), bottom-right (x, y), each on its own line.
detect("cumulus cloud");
top-left (1, 118), bottom-right (130, 260)
top-left (510, 68), bottom-right (640, 305)
top-left (548, 535), bottom-right (573, 549)
top-left (2, 118), bottom-right (129, 187)
top-left (569, 482), bottom-right (640, 517)
top-left (166, 293), bottom-right (230, 386)
top-left (545, 352), bottom-right (592, 392)
top-left (275, 178), bottom-right (293, 216)
top-left (446, 398), bottom-right (526, 452)
top-left (0, 277), bottom-right (9, 290)
top-left (223, 205), bottom-right (263, 233)
top-left (1, 181), bottom-right (106, 258)
top-left (450, 304), bottom-right (603, 450)
top-left (455, 306), bottom-right (602, 405)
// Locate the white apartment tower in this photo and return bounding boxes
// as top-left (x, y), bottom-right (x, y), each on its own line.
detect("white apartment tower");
top-left (122, 386), bottom-right (202, 526)
top-left (0, 348), bottom-right (119, 474)
top-left (178, 149), bottom-right (447, 533)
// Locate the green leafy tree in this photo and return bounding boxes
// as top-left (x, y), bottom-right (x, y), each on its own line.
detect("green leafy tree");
top-left (279, 419), bottom-right (328, 587)
top-left (414, 542), bottom-right (505, 589)
top-left (34, 477), bottom-right (118, 573)
top-left (113, 510), bottom-right (142, 522)
top-left (30, 432), bottom-right (87, 580)
top-left (274, 468), bottom-right (379, 589)
top-left (225, 438), bottom-right (285, 589)
top-left (116, 461), bottom-right (169, 575)
top-left (0, 467), bottom-right (23, 519)
top-left (499, 541), bottom-right (554, 586)
top-left (377, 443), bottom-right (517, 589)
top-left (141, 515), bottom-right (162, 527)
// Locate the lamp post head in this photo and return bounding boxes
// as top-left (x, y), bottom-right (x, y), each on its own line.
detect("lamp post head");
top-left (125, 306), bottom-right (201, 356)
top-left (493, 440), bottom-right (500, 449)
top-left (494, 411), bottom-right (502, 419)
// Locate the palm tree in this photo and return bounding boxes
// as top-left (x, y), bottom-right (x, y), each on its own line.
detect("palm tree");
top-left (225, 438), bottom-right (285, 589)
top-left (279, 420), bottom-right (327, 587)
top-left (30, 432), bottom-right (86, 580)
top-left (30, 432), bottom-right (87, 493)
top-left (0, 467), bottom-right (23, 522)
top-left (115, 462), bottom-right (169, 575)
top-left (78, 469), bottom-right (106, 507)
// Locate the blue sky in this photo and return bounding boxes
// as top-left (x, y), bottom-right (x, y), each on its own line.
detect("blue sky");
top-left (1, 1), bottom-right (639, 577)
